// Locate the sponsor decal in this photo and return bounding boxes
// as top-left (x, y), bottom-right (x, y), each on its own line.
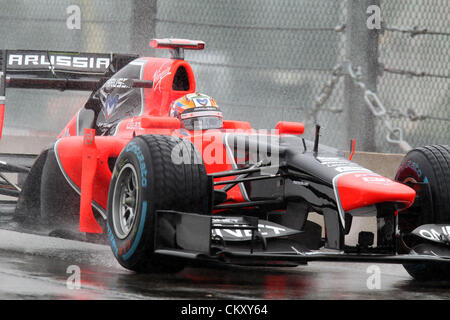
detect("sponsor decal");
top-left (211, 219), bottom-right (294, 241)
top-left (7, 52), bottom-right (110, 72)
top-left (417, 225), bottom-right (450, 242)
top-left (361, 176), bottom-right (393, 185)
top-left (317, 156), bottom-right (371, 174)
top-left (126, 118), bottom-right (142, 130)
top-left (193, 97), bottom-right (211, 107)
top-left (292, 180), bottom-right (309, 186)
top-left (351, 172), bottom-right (394, 185)
top-left (335, 166), bottom-right (370, 173)
top-left (104, 94), bottom-right (119, 120)
top-left (104, 78), bottom-right (133, 89)
top-left (125, 142), bottom-right (148, 187)
top-left (153, 63), bottom-right (171, 92)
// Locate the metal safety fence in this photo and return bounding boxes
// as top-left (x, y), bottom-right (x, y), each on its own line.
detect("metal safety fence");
top-left (154, 0), bottom-right (349, 149)
top-left (0, 0), bottom-right (448, 153)
top-left (376, 0), bottom-right (450, 152)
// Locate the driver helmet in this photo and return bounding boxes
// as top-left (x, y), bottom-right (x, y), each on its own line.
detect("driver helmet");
top-left (169, 93), bottom-right (223, 130)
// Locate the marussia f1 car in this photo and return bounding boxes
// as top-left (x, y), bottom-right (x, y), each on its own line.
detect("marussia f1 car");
top-left (0, 39), bottom-right (450, 281)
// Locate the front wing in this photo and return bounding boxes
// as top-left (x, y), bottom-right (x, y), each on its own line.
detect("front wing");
top-left (152, 210), bottom-right (450, 267)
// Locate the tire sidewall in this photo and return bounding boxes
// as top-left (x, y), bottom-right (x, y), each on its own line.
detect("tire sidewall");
top-left (107, 138), bottom-right (155, 269)
top-left (396, 147), bottom-right (450, 280)
top-left (396, 150), bottom-right (433, 186)
top-left (396, 149), bottom-right (437, 223)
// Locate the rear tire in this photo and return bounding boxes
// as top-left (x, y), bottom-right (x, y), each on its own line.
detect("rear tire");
top-left (107, 134), bottom-right (209, 273)
top-left (395, 144), bottom-right (450, 281)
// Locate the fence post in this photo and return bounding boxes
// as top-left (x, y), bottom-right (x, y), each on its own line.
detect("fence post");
top-left (344, 0), bottom-right (380, 151)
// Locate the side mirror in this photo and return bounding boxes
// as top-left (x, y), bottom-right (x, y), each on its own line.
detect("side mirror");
top-left (275, 121), bottom-right (304, 135)
top-left (141, 116), bottom-right (181, 129)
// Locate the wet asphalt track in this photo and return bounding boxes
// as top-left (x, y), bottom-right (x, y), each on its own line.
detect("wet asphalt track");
top-left (1, 224), bottom-right (450, 300)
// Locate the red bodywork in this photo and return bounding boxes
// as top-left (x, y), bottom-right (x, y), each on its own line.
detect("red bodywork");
top-left (55, 54), bottom-right (258, 232)
top-left (335, 172), bottom-right (415, 212)
top-left (52, 45), bottom-right (415, 234)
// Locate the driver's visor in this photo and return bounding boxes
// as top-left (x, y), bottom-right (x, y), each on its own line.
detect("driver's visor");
top-left (180, 110), bottom-right (222, 120)
top-left (182, 116), bottom-right (223, 130)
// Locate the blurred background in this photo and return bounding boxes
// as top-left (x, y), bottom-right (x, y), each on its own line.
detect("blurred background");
top-left (0, 0), bottom-right (448, 154)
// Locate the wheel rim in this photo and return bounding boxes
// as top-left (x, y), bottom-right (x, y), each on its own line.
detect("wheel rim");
top-left (112, 163), bottom-right (140, 239)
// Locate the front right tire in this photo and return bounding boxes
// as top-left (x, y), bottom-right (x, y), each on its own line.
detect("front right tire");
top-left (395, 144), bottom-right (450, 281)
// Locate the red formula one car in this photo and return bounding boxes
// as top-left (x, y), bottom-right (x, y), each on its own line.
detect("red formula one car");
top-left (1, 39), bottom-right (450, 280)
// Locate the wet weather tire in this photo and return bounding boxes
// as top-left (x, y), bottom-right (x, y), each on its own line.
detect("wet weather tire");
top-left (107, 134), bottom-right (209, 273)
top-left (395, 144), bottom-right (450, 281)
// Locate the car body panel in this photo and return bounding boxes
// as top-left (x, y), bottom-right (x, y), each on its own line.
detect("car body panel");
top-left (1, 42), bottom-right (421, 260)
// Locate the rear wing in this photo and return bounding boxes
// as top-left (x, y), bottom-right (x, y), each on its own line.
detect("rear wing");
top-left (0, 49), bottom-right (154, 141)
top-left (0, 50), bottom-right (141, 92)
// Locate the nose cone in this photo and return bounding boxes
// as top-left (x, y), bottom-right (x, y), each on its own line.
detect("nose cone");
top-left (335, 172), bottom-right (416, 212)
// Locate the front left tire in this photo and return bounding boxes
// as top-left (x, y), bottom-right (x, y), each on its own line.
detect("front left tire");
top-left (106, 134), bottom-right (209, 273)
